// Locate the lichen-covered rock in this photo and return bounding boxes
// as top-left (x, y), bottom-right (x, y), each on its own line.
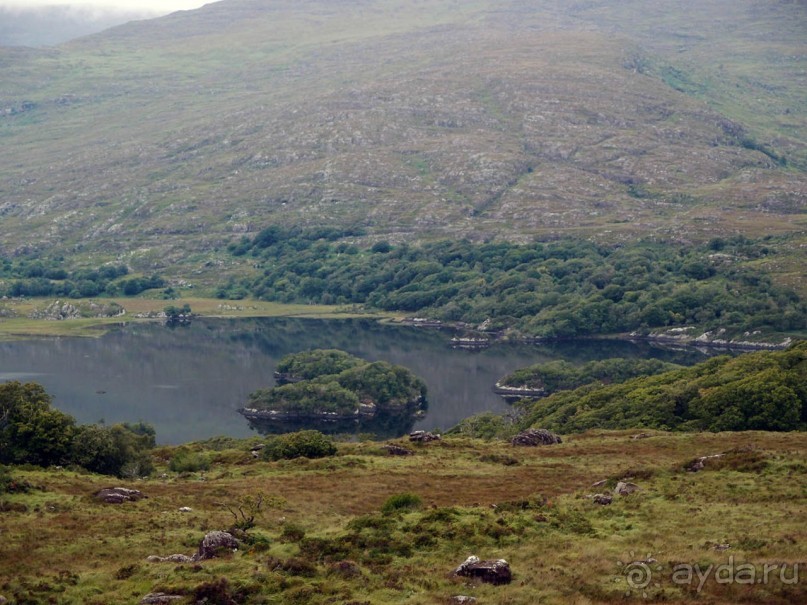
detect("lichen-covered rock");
top-left (146, 554), bottom-right (194, 564)
top-left (384, 444), bottom-right (414, 455)
top-left (592, 493), bottom-right (613, 505)
top-left (139, 593), bottom-right (183, 604)
top-left (195, 530), bottom-right (239, 561)
top-left (614, 481), bottom-right (640, 496)
top-left (409, 430), bottom-right (441, 443)
top-left (685, 453), bottom-right (724, 472)
top-left (453, 555), bottom-right (512, 585)
top-left (511, 428), bottom-right (562, 446)
top-left (94, 487), bottom-right (146, 504)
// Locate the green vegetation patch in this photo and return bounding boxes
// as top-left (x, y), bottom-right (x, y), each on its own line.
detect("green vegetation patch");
top-left (221, 228), bottom-right (807, 338)
top-left (244, 349), bottom-right (427, 419)
top-left (500, 357), bottom-right (682, 392)
top-left (522, 340), bottom-right (807, 433)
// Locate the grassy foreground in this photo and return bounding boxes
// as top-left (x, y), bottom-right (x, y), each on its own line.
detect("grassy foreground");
top-left (1, 431), bottom-right (805, 604)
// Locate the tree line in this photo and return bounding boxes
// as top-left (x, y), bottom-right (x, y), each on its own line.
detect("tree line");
top-left (220, 227), bottom-right (806, 337)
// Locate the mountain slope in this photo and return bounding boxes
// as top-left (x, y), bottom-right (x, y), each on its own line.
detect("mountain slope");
top-left (0, 0), bottom-right (804, 279)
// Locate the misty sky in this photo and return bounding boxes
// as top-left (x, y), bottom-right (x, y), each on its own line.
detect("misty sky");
top-left (1, 0), bottom-right (209, 12)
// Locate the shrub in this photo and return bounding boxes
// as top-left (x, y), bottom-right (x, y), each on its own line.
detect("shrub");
top-left (381, 492), bottom-right (422, 514)
top-left (279, 522), bottom-right (306, 543)
top-left (0, 465), bottom-right (31, 494)
top-left (169, 450), bottom-right (211, 473)
top-left (261, 430), bottom-right (337, 461)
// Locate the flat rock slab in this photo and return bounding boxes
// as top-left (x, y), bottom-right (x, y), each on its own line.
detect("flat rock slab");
top-left (95, 487), bottom-right (147, 504)
top-left (454, 555), bottom-right (512, 585)
top-left (511, 428), bottom-right (562, 446)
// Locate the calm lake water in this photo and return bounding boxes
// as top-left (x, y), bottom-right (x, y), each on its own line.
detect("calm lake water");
top-left (0, 317), bottom-right (710, 444)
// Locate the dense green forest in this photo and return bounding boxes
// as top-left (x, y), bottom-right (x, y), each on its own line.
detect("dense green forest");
top-left (499, 357), bottom-right (682, 393)
top-left (0, 381), bottom-right (155, 477)
top-left (244, 350), bottom-right (427, 417)
top-left (220, 227), bottom-right (806, 338)
top-left (520, 340), bottom-right (807, 432)
top-left (0, 257), bottom-right (165, 298)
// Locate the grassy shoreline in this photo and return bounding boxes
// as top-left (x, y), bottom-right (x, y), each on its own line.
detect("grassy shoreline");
top-left (0, 297), bottom-right (396, 340)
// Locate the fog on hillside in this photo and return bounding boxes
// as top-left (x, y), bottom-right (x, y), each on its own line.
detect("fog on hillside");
top-left (0, 4), bottom-right (158, 47)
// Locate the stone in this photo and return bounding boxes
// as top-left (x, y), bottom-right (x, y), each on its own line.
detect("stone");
top-left (685, 454), bottom-right (724, 472)
top-left (590, 479), bottom-right (607, 488)
top-left (511, 428), bottom-right (562, 446)
top-left (139, 593), bottom-right (183, 604)
top-left (454, 555), bottom-right (512, 585)
top-left (178, 506), bottom-right (193, 512)
top-left (451, 597), bottom-right (478, 604)
top-left (409, 430), bottom-right (441, 443)
top-left (384, 444), bottom-right (414, 456)
top-left (592, 493), bottom-right (613, 505)
top-left (195, 530), bottom-right (239, 561)
top-left (631, 433), bottom-right (651, 440)
top-left (614, 481), bottom-right (640, 496)
top-left (146, 554), bottom-right (194, 563)
top-left (94, 487), bottom-right (146, 504)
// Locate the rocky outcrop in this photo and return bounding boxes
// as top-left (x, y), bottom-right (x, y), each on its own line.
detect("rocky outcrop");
top-left (139, 593), bottom-right (183, 604)
top-left (146, 554), bottom-right (194, 564)
top-left (148, 530), bottom-right (239, 564)
top-left (511, 428), bottom-right (562, 446)
top-left (196, 530), bottom-right (239, 560)
top-left (94, 487), bottom-right (146, 504)
top-left (384, 444), bottom-right (415, 456)
top-left (614, 481), bottom-right (639, 496)
top-left (592, 493), bottom-right (613, 505)
top-left (685, 453), bottom-right (724, 472)
top-left (409, 430), bottom-right (441, 443)
top-left (453, 555), bottom-right (512, 585)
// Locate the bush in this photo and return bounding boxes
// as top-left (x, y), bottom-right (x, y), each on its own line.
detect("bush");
top-left (70, 423), bottom-right (155, 478)
top-left (169, 450), bottom-right (211, 473)
top-left (261, 430), bottom-right (337, 461)
top-left (381, 492), bottom-right (422, 514)
top-left (0, 465), bottom-right (31, 494)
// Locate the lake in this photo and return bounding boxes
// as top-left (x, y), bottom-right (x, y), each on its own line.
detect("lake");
top-left (0, 317), bottom-right (710, 443)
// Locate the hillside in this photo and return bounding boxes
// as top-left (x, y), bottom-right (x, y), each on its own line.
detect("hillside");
top-left (1, 430), bottom-right (805, 604)
top-left (0, 0), bottom-right (804, 286)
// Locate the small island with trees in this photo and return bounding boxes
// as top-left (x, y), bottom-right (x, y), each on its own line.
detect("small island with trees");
top-left (239, 349), bottom-right (428, 436)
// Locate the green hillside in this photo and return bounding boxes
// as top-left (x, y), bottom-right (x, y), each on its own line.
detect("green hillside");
top-left (0, 0), bottom-right (804, 290)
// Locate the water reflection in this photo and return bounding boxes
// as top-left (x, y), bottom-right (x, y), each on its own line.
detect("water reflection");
top-left (0, 317), bottom-right (709, 443)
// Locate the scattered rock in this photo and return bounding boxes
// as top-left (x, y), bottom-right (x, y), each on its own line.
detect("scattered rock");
top-left (614, 481), bottom-right (640, 496)
top-left (592, 493), bottom-right (613, 505)
top-left (713, 543), bottom-right (731, 551)
top-left (196, 530), bottom-right (239, 561)
top-left (590, 479), bottom-right (607, 488)
top-left (453, 555), bottom-right (512, 585)
top-left (511, 428), bottom-right (562, 446)
top-left (384, 444), bottom-right (414, 456)
top-left (146, 554), bottom-right (194, 564)
top-left (178, 506), bottom-right (193, 512)
top-left (685, 454), bottom-right (725, 472)
top-left (139, 593), bottom-right (183, 604)
top-left (409, 430), bottom-right (441, 443)
top-left (94, 487), bottom-right (147, 504)
top-left (631, 433), bottom-right (651, 440)
top-left (451, 597), bottom-right (478, 604)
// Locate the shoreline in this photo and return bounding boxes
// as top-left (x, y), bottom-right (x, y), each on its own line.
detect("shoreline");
top-left (0, 297), bottom-right (801, 351)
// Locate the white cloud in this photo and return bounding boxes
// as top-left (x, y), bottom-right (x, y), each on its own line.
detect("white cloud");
top-left (0, 0), bottom-right (210, 14)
